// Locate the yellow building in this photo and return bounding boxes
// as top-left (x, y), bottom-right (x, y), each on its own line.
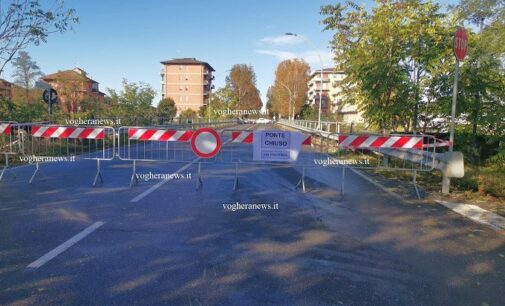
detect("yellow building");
top-left (160, 58), bottom-right (214, 114)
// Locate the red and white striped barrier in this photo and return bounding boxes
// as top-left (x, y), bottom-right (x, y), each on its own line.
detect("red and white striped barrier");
top-left (231, 131), bottom-right (312, 145)
top-left (0, 123), bottom-right (11, 135)
top-left (231, 131), bottom-right (253, 143)
top-left (32, 126), bottom-right (105, 139)
top-left (338, 135), bottom-right (423, 149)
top-left (128, 128), bottom-right (193, 142)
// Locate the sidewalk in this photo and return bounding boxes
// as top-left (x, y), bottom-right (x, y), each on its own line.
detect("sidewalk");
top-left (435, 200), bottom-right (505, 233)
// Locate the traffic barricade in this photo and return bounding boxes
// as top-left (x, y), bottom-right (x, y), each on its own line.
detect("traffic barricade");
top-left (0, 121), bottom-right (17, 181)
top-left (117, 126), bottom-right (198, 187)
top-left (17, 123), bottom-right (115, 185)
top-left (219, 129), bottom-right (335, 191)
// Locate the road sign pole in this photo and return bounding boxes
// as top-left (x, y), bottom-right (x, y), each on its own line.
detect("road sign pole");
top-left (442, 59), bottom-right (460, 194)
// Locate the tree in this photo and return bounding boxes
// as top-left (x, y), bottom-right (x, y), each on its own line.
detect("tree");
top-left (271, 59), bottom-right (310, 120)
top-left (0, 0), bottom-right (78, 76)
top-left (321, 0), bottom-right (451, 132)
top-left (157, 97), bottom-right (177, 122)
top-left (451, 0), bottom-right (505, 162)
top-left (106, 79), bottom-right (156, 121)
top-left (226, 64), bottom-right (262, 111)
top-left (201, 86), bottom-right (238, 119)
top-left (11, 51), bottom-right (43, 101)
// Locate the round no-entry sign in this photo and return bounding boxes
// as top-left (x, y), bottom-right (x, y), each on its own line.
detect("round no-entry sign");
top-left (191, 128), bottom-right (221, 158)
top-left (454, 27), bottom-right (468, 61)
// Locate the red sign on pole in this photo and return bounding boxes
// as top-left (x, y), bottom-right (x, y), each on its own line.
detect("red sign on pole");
top-left (454, 27), bottom-right (468, 61)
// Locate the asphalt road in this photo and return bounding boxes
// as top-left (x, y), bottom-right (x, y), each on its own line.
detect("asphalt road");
top-left (0, 123), bottom-right (504, 305)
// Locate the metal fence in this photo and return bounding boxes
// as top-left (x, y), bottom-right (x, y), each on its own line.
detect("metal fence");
top-left (0, 121), bottom-right (18, 181)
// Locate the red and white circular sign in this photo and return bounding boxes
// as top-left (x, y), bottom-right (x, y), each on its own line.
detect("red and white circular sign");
top-left (191, 128), bottom-right (221, 158)
top-left (454, 27), bottom-right (468, 61)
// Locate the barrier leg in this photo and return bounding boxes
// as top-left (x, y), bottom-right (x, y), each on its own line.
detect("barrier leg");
top-left (0, 153), bottom-right (16, 181)
top-left (29, 162), bottom-right (40, 184)
top-left (413, 170), bottom-right (421, 200)
top-left (295, 165), bottom-right (306, 193)
top-left (130, 160), bottom-right (138, 188)
top-left (233, 163), bottom-right (239, 190)
top-left (341, 166), bottom-right (346, 196)
top-left (93, 159), bottom-right (104, 187)
top-left (196, 162), bottom-right (203, 190)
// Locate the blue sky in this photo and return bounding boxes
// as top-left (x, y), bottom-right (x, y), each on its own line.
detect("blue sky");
top-left (3, 0), bottom-right (457, 106)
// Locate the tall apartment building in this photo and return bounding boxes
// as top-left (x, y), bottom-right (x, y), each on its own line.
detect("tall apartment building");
top-left (307, 68), bottom-right (363, 124)
top-left (160, 58), bottom-right (214, 114)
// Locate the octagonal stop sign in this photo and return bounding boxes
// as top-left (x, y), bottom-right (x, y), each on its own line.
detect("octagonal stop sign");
top-left (454, 27), bottom-right (468, 61)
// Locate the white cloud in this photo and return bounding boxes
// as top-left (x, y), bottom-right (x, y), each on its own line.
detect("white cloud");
top-left (259, 35), bottom-right (304, 46)
top-left (254, 49), bottom-right (297, 61)
top-left (254, 49), bottom-right (334, 68)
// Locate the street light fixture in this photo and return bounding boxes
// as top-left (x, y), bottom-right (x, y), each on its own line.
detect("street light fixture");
top-left (285, 32), bottom-right (324, 129)
top-left (207, 69), bottom-right (231, 123)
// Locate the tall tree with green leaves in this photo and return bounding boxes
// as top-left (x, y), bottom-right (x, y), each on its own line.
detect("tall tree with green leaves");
top-left (11, 51), bottom-right (43, 101)
top-left (451, 0), bottom-right (505, 162)
top-left (0, 0), bottom-right (78, 76)
top-left (107, 79), bottom-right (156, 122)
top-left (320, 0), bottom-right (451, 132)
top-left (157, 97), bottom-right (177, 122)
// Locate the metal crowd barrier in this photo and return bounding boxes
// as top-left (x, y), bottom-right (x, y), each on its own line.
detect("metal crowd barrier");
top-left (0, 121), bottom-right (18, 181)
top-left (16, 123), bottom-right (115, 185)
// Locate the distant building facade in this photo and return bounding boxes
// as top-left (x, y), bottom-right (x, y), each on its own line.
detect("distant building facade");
top-left (0, 79), bottom-right (18, 100)
top-left (41, 68), bottom-right (106, 101)
top-left (307, 68), bottom-right (363, 124)
top-left (160, 58), bottom-right (214, 114)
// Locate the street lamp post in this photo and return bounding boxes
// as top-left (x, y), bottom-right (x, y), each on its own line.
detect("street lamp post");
top-left (285, 33), bottom-right (324, 129)
top-left (279, 82), bottom-right (294, 120)
top-left (207, 69), bottom-right (231, 123)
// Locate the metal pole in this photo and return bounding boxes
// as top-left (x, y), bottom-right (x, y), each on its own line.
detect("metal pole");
top-left (442, 59), bottom-right (460, 194)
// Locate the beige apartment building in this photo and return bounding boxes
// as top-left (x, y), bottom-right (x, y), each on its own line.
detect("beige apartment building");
top-left (160, 58), bottom-right (214, 114)
top-left (307, 68), bottom-right (363, 124)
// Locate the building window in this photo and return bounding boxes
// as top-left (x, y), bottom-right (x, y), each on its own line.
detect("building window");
top-left (179, 96), bottom-right (182, 102)
top-left (179, 65), bottom-right (183, 70)
top-left (185, 86), bottom-right (188, 91)
top-left (179, 75), bottom-right (183, 81)
top-left (179, 86), bottom-right (183, 91)
top-left (185, 96), bottom-right (189, 102)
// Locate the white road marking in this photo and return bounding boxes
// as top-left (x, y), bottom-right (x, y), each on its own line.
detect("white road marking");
top-left (27, 221), bottom-right (105, 269)
top-left (130, 159), bottom-right (199, 203)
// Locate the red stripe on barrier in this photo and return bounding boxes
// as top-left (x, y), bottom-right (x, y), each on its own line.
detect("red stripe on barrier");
top-left (390, 137), bottom-right (410, 148)
top-left (413, 139), bottom-right (423, 149)
top-left (370, 136), bottom-right (389, 148)
top-left (128, 128), bottom-right (138, 138)
top-left (138, 129), bottom-right (157, 141)
top-left (243, 133), bottom-right (253, 143)
top-left (339, 135), bottom-right (347, 144)
top-left (0, 124), bottom-right (11, 134)
top-left (302, 136), bottom-right (311, 145)
top-left (349, 135), bottom-right (368, 148)
top-left (78, 128), bottom-right (93, 139)
top-left (95, 130), bottom-right (105, 139)
top-left (231, 131), bottom-right (240, 141)
top-left (178, 131), bottom-right (194, 141)
top-left (41, 127), bottom-right (58, 138)
top-left (158, 130), bottom-right (177, 141)
top-left (59, 127), bottom-right (75, 138)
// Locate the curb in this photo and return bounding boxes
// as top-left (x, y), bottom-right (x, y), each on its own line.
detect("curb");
top-left (435, 200), bottom-right (505, 232)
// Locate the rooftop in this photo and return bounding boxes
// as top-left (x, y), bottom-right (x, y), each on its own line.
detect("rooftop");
top-left (160, 58), bottom-right (215, 71)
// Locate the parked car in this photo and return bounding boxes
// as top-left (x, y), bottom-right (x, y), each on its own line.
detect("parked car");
top-left (255, 118), bottom-right (271, 124)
